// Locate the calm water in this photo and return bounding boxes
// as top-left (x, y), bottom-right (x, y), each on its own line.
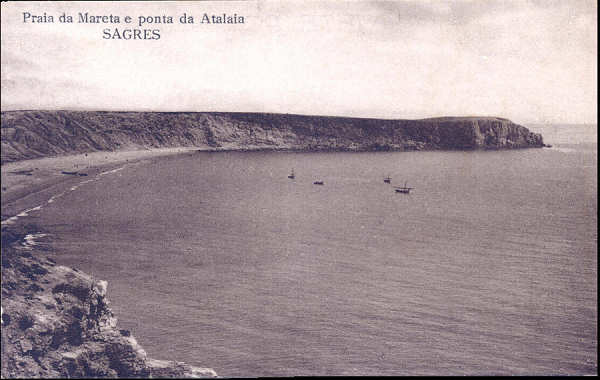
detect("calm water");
top-left (28, 125), bottom-right (597, 376)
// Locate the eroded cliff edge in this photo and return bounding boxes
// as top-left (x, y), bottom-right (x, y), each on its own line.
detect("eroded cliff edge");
top-left (1, 111), bottom-right (544, 163)
top-left (1, 228), bottom-right (218, 378)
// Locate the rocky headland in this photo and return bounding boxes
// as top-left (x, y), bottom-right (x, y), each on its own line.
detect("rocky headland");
top-left (1, 110), bottom-right (544, 377)
top-left (1, 111), bottom-right (544, 164)
top-left (1, 228), bottom-right (217, 378)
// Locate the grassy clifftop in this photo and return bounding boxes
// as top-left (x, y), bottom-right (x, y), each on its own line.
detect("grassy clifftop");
top-left (1, 110), bottom-right (544, 163)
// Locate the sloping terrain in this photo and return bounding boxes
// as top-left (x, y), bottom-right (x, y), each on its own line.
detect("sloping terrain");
top-left (1, 111), bottom-right (544, 164)
top-left (1, 228), bottom-right (217, 378)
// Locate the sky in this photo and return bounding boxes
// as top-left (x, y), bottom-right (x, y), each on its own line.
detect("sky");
top-left (1, 0), bottom-right (597, 124)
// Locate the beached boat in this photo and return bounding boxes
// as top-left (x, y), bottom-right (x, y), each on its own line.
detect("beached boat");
top-left (395, 181), bottom-right (413, 194)
top-left (9, 169), bottom-right (33, 176)
top-left (313, 181), bottom-right (324, 185)
top-left (288, 169), bottom-right (295, 179)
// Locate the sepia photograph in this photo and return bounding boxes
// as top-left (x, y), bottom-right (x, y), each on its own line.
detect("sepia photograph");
top-left (1, 0), bottom-right (597, 377)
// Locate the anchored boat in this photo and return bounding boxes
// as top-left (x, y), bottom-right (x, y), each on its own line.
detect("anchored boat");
top-left (395, 181), bottom-right (413, 194)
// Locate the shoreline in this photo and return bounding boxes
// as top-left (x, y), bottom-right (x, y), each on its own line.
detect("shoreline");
top-left (1, 111), bottom-right (545, 164)
top-left (2, 144), bottom-right (548, 221)
top-left (1, 147), bottom-right (201, 221)
top-left (1, 227), bottom-right (218, 378)
top-left (0, 145), bottom-right (402, 219)
top-left (0, 147), bottom-right (219, 377)
top-left (1, 143), bottom-right (595, 376)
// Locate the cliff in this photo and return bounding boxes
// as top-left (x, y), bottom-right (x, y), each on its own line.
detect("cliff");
top-left (0, 228), bottom-right (217, 378)
top-left (1, 111), bottom-right (544, 164)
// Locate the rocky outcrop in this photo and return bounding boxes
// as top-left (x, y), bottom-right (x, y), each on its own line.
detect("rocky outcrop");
top-left (0, 228), bottom-right (217, 378)
top-left (1, 111), bottom-right (543, 164)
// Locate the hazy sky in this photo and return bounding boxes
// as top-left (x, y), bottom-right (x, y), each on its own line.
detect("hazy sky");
top-left (1, 0), bottom-right (597, 123)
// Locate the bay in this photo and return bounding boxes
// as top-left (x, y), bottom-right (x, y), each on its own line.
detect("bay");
top-left (32, 125), bottom-right (597, 376)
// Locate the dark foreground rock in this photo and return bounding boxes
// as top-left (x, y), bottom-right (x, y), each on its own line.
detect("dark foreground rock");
top-left (1, 228), bottom-right (217, 378)
top-left (1, 111), bottom-right (543, 164)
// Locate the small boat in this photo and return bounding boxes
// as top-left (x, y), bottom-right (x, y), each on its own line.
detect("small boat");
top-left (288, 169), bottom-right (295, 179)
top-left (10, 169), bottom-right (33, 176)
top-left (61, 171), bottom-right (79, 175)
top-left (384, 175), bottom-right (391, 184)
top-left (313, 181), bottom-right (324, 185)
top-left (395, 181), bottom-right (413, 194)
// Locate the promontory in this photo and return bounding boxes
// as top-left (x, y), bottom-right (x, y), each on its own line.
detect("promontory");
top-left (1, 110), bottom-right (544, 378)
top-left (1, 111), bottom-right (544, 164)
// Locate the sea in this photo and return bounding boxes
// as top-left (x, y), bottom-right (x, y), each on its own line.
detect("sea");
top-left (12, 124), bottom-right (598, 376)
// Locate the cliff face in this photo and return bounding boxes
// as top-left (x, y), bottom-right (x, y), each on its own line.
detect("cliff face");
top-left (1, 111), bottom-right (543, 163)
top-left (0, 228), bottom-right (217, 378)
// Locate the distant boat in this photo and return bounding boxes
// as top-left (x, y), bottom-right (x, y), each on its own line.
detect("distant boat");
top-left (288, 169), bottom-right (295, 179)
top-left (384, 175), bottom-right (391, 184)
top-left (313, 181), bottom-right (324, 185)
top-left (395, 181), bottom-right (413, 194)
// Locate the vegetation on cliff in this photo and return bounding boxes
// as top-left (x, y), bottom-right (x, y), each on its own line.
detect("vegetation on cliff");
top-left (1, 111), bottom-right (544, 164)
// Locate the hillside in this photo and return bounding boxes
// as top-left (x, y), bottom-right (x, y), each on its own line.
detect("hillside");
top-left (1, 111), bottom-right (544, 164)
top-left (1, 229), bottom-right (217, 378)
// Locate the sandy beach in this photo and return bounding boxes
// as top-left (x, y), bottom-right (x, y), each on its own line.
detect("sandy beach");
top-left (1, 147), bottom-right (200, 221)
top-left (1, 147), bottom-right (223, 378)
